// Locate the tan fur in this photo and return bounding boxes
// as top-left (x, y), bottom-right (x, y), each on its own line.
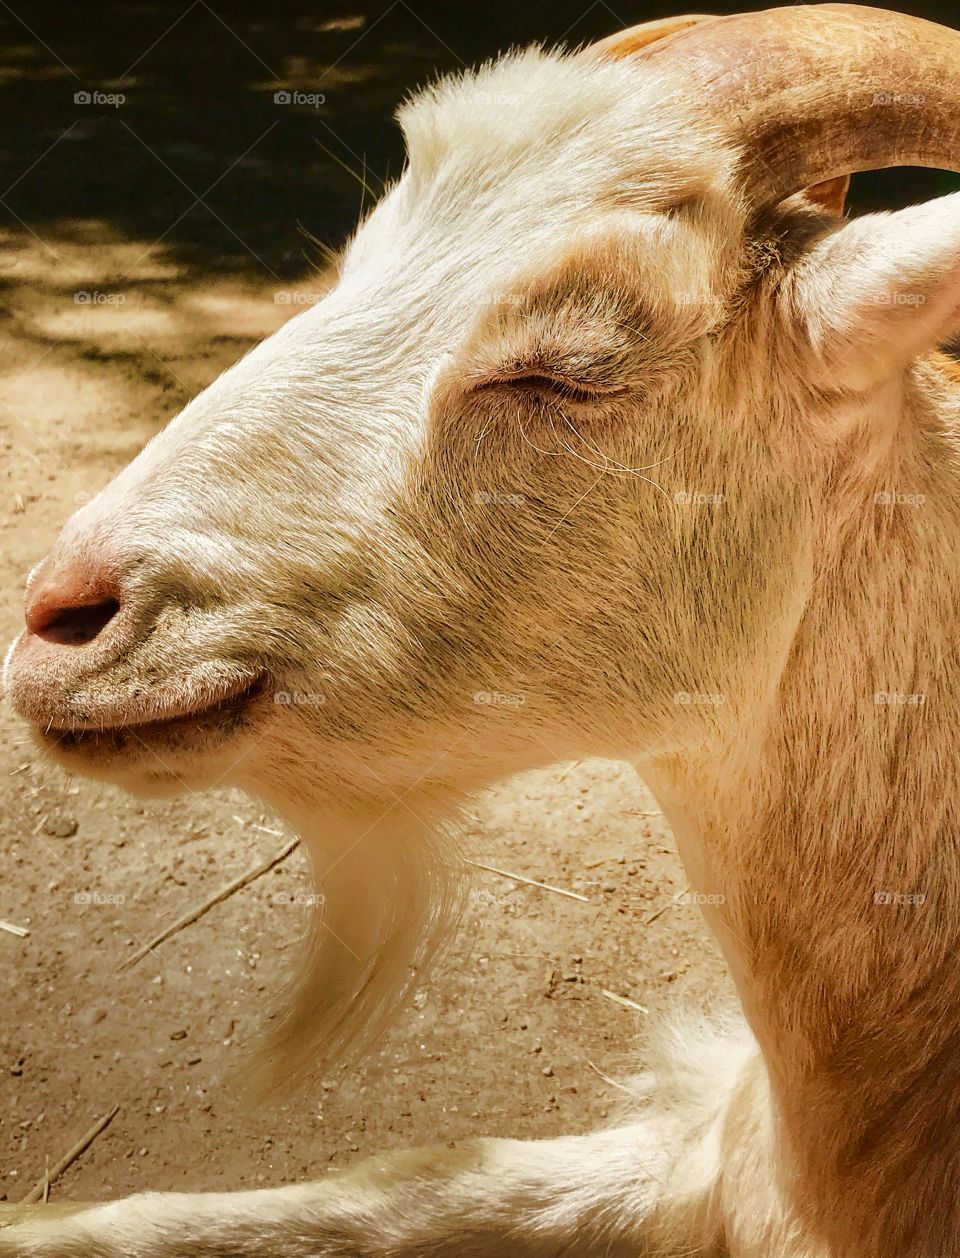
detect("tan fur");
top-left (4, 9), bottom-right (960, 1257)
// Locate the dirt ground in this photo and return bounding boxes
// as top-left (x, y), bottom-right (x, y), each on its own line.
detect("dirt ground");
top-left (0, 225), bottom-right (732, 1205)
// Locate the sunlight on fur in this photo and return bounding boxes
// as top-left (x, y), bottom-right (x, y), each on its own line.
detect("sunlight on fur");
top-left (4, 5), bottom-right (960, 1256)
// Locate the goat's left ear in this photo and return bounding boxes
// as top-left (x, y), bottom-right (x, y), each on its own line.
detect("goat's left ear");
top-left (801, 175), bottom-right (850, 218)
top-left (784, 190), bottom-right (960, 391)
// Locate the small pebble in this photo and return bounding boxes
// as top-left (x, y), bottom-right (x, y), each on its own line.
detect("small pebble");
top-left (43, 813), bottom-right (78, 838)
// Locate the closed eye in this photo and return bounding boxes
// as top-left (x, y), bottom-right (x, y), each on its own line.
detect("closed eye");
top-left (471, 370), bottom-right (627, 405)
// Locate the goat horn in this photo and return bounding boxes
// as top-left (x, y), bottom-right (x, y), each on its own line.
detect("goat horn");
top-left (639, 4), bottom-right (960, 206)
top-left (581, 14), bottom-right (718, 60)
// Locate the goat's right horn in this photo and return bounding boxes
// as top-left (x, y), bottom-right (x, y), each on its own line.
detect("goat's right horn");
top-left (639, 4), bottom-right (960, 207)
top-left (581, 14), bottom-right (718, 61)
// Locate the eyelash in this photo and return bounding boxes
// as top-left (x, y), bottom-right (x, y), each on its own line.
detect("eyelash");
top-left (472, 372), bottom-right (624, 405)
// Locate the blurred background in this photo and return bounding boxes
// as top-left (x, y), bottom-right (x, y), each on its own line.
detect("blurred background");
top-left (1, 0), bottom-right (958, 281)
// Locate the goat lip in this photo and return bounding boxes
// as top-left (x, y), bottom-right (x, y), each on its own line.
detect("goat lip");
top-left (41, 674), bottom-right (266, 739)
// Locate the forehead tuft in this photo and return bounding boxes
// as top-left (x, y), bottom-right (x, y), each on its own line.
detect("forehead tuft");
top-left (396, 46), bottom-right (728, 205)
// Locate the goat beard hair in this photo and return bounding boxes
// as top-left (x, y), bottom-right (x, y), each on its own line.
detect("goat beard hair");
top-left (246, 790), bottom-right (467, 1094)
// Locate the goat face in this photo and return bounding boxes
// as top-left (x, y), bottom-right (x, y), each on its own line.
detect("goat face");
top-left (4, 51), bottom-right (749, 804)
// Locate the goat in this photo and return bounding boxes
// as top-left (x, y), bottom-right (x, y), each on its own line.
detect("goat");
top-left (4, 4), bottom-right (960, 1255)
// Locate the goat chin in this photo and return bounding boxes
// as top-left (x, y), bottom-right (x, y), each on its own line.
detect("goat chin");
top-left (246, 795), bottom-right (467, 1095)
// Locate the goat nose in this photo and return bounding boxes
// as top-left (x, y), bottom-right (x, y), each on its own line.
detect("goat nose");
top-left (24, 558), bottom-right (122, 647)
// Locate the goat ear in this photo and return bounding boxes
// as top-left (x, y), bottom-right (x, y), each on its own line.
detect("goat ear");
top-left (786, 191), bottom-right (960, 391)
top-left (800, 175), bottom-right (850, 217)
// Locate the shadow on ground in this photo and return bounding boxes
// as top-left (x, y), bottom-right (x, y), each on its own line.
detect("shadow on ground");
top-left (1, 0), bottom-right (957, 285)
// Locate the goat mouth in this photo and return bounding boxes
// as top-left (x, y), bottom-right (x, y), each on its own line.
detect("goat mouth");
top-left (40, 675), bottom-right (267, 750)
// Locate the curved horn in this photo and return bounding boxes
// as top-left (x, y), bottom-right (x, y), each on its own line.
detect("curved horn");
top-left (640, 4), bottom-right (960, 207)
top-left (581, 14), bottom-right (718, 60)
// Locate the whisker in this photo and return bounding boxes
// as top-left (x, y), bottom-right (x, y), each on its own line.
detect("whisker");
top-left (557, 409), bottom-right (690, 477)
top-left (551, 412), bottom-right (673, 501)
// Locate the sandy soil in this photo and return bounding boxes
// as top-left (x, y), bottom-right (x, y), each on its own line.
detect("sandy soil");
top-left (0, 226), bottom-right (732, 1205)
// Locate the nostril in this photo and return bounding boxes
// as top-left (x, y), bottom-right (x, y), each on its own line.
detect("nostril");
top-left (28, 597), bottom-right (121, 646)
